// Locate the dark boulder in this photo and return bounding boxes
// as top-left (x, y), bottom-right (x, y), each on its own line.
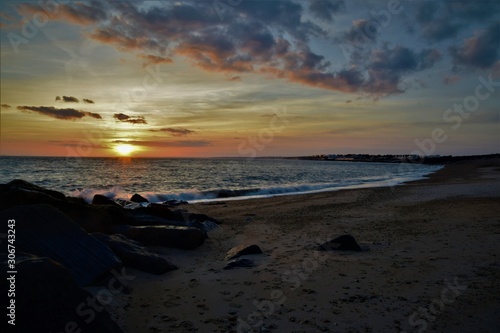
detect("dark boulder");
top-left (316, 235), bottom-right (362, 252)
top-left (224, 258), bottom-right (255, 270)
top-left (113, 224), bottom-right (205, 250)
top-left (138, 203), bottom-right (179, 221)
top-left (4, 179), bottom-right (66, 200)
top-left (1, 256), bottom-right (124, 333)
top-left (173, 210), bottom-right (221, 224)
top-left (92, 233), bottom-right (178, 274)
top-left (162, 199), bottom-right (188, 206)
top-left (0, 182), bottom-right (114, 233)
top-left (56, 201), bottom-right (115, 233)
top-left (0, 182), bottom-right (59, 210)
top-left (95, 204), bottom-right (138, 226)
top-left (188, 220), bottom-right (219, 233)
top-left (130, 193), bottom-right (149, 203)
top-left (0, 204), bottom-right (122, 286)
top-left (225, 244), bottom-right (263, 260)
top-left (92, 194), bottom-right (121, 207)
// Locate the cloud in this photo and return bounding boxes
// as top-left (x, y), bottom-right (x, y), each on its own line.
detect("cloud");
top-left (83, 98), bottom-right (95, 104)
top-left (339, 19), bottom-right (379, 45)
top-left (17, 106), bottom-right (102, 120)
top-left (364, 45), bottom-right (442, 95)
top-left (17, 1), bottom-right (108, 26)
top-left (10, 0), bottom-right (453, 98)
top-left (1, 104), bottom-right (11, 109)
top-left (415, 0), bottom-right (498, 42)
top-left (113, 140), bottom-right (211, 148)
top-left (58, 96), bottom-right (80, 103)
top-left (443, 75), bottom-right (461, 85)
top-left (149, 127), bottom-right (195, 136)
top-left (309, 0), bottom-right (345, 22)
top-left (48, 140), bottom-right (108, 149)
top-left (138, 54), bottom-right (173, 66)
top-left (113, 113), bottom-right (147, 124)
top-left (449, 22), bottom-right (500, 70)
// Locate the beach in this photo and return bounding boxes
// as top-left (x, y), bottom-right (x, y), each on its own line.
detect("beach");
top-left (106, 159), bottom-right (500, 333)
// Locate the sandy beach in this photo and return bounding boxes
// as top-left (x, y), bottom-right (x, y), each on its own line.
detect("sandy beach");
top-left (107, 160), bottom-right (500, 333)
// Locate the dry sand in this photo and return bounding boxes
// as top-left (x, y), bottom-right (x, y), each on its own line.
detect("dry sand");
top-left (105, 160), bottom-right (500, 333)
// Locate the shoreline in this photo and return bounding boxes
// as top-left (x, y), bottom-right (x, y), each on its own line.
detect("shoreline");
top-left (111, 159), bottom-right (499, 332)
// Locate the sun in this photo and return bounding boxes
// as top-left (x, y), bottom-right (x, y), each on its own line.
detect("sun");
top-left (114, 144), bottom-right (137, 156)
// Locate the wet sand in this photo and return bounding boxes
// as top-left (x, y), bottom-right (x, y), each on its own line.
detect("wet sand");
top-left (108, 159), bottom-right (500, 333)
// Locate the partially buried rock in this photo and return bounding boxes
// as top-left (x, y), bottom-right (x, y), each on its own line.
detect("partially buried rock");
top-left (225, 244), bottom-right (263, 260)
top-left (224, 258), bottom-right (255, 270)
top-left (0, 255), bottom-right (124, 333)
top-left (113, 224), bottom-right (206, 250)
top-left (92, 233), bottom-right (178, 274)
top-left (130, 193), bottom-right (149, 203)
top-left (317, 235), bottom-right (362, 252)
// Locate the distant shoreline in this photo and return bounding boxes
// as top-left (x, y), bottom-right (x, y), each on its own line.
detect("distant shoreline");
top-left (0, 153), bottom-right (499, 162)
top-left (279, 153), bottom-right (500, 165)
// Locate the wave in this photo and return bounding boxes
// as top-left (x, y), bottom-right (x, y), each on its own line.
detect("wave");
top-left (68, 168), bottom-right (441, 204)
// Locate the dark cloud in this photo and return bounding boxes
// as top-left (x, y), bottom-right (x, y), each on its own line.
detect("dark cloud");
top-left (11, 0), bottom-right (456, 98)
top-left (83, 98), bottom-right (95, 104)
top-left (113, 140), bottom-right (210, 148)
top-left (18, 1), bottom-right (108, 25)
top-left (420, 20), bottom-right (462, 42)
top-left (364, 45), bottom-right (442, 95)
top-left (340, 19), bottom-right (379, 45)
top-left (113, 113), bottom-right (147, 124)
top-left (48, 140), bottom-right (104, 148)
top-left (17, 106), bottom-right (102, 120)
top-left (1, 103), bottom-right (11, 108)
top-left (415, 0), bottom-right (498, 42)
top-left (443, 75), bottom-right (460, 85)
top-left (309, 0), bottom-right (345, 22)
top-left (449, 22), bottom-right (500, 70)
top-left (149, 128), bottom-right (195, 137)
top-left (444, 0), bottom-right (499, 21)
top-left (60, 96), bottom-right (80, 103)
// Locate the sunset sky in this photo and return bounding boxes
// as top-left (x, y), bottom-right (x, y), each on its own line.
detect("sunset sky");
top-left (0, 0), bottom-right (499, 157)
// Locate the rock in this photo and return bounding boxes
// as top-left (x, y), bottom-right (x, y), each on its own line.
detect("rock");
top-left (0, 204), bottom-right (122, 286)
top-left (95, 204), bottom-right (138, 226)
top-left (0, 182), bottom-right (114, 233)
top-left (162, 199), bottom-right (188, 206)
top-left (0, 256), bottom-right (124, 333)
top-left (316, 235), bottom-right (362, 252)
top-left (187, 220), bottom-right (220, 233)
top-left (113, 225), bottom-right (206, 250)
top-left (225, 244), bottom-right (263, 260)
top-left (92, 233), bottom-right (178, 274)
top-left (0, 182), bottom-right (59, 209)
top-left (224, 258), bottom-right (255, 270)
top-left (4, 179), bottom-right (66, 200)
top-left (140, 203), bottom-right (180, 220)
top-left (56, 201), bottom-right (115, 233)
top-left (92, 194), bottom-right (121, 207)
top-left (130, 193), bottom-right (149, 203)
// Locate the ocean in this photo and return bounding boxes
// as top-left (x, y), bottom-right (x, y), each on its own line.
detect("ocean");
top-left (0, 157), bottom-right (442, 203)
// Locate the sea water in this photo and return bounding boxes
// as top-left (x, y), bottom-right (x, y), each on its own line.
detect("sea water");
top-left (0, 156), bottom-right (442, 203)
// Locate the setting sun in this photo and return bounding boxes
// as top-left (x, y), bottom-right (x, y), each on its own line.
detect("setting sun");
top-left (114, 144), bottom-right (136, 156)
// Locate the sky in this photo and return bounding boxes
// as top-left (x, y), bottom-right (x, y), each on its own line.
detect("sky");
top-left (0, 0), bottom-right (499, 158)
